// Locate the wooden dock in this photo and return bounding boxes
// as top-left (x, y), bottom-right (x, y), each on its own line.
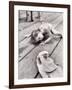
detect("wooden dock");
top-left (18, 13), bottom-right (63, 79)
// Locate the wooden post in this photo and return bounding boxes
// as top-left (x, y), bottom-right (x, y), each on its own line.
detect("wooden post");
top-left (31, 11), bottom-right (33, 21)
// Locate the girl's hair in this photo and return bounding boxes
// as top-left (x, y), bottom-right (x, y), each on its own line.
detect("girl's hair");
top-left (30, 29), bottom-right (42, 45)
top-left (30, 28), bottom-right (50, 45)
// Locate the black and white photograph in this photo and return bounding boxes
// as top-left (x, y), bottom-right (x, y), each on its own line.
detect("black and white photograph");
top-left (9, 1), bottom-right (70, 88)
top-left (18, 10), bottom-right (63, 79)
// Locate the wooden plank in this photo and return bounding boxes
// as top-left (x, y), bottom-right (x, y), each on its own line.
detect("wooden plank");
top-left (19, 38), bottom-right (35, 61)
top-left (19, 20), bottom-right (40, 31)
top-left (40, 13), bottom-right (61, 22)
top-left (55, 21), bottom-right (63, 35)
top-left (51, 39), bottom-right (63, 68)
top-left (48, 14), bottom-right (62, 23)
top-left (51, 15), bottom-right (63, 27)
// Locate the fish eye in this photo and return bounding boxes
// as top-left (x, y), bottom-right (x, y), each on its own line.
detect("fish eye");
top-left (38, 57), bottom-right (41, 64)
